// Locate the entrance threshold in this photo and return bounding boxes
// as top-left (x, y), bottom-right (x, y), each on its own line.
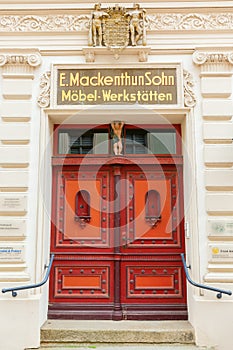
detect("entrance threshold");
top-left (41, 320), bottom-right (195, 345)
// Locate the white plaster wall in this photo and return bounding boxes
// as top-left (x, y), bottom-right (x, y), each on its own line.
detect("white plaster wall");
top-left (0, 55), bottom-right (43, 349)
top-left (189, 53), bottom-right (233, 349)
top-left (0, 1), bottom-right (233, 350)
top-left (0, 297), bottom-right (40, 350)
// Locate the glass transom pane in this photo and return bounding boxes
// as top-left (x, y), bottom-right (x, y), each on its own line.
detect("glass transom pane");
top-left (147, 132), bottom-right (176, 154)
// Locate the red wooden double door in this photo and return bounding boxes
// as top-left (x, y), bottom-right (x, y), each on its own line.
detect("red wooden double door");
top-left (49, 154), bottom-right (187, 320)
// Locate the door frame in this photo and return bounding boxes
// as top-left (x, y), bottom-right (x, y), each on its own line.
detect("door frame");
top-left (48, 122), bottom-right (187, 320)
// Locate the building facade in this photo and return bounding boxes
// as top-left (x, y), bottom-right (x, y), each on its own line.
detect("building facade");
top-left (0, 1), bottom-right (233, 349)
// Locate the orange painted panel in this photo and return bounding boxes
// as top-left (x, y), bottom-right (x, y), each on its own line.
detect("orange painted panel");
top-left (63, 275), bottom-right (101, 289)
top-left (51, 263), bottom-right (114, 301)
top-left (65, 179), bottom-right (101, 239)
top-left (122, 263), bottom-right (185, 301)
top-left (134, 179), bottom-right (172, 239)
top-left (135, 275), bottom-right (173, 289)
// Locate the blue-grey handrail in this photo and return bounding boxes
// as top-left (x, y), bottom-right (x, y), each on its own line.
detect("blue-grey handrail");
top-left (2, 254), bottom-right (54, 297)
top-left (181, 253), bottom-right (232, 299)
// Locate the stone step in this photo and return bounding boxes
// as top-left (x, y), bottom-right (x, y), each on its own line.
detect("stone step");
top-left (37, 344), bottom-right (213, 350)
top-left (41, 320), bottom-right (195, 345)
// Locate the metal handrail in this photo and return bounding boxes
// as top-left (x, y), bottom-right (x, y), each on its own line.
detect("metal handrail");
top-left (2, 254), bottom-right (54, 297)
top-left (181, 253), bottom-right (232, 299)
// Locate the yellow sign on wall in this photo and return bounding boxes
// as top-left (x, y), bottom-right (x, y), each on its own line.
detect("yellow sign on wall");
top-left (57, 68), bottom-right (177, 105)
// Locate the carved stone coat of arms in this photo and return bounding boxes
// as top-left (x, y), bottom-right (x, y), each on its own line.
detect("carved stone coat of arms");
top-left (89, 3), bottom-right (147, 50)
top-left (102, 6), bottom-right (130, 49)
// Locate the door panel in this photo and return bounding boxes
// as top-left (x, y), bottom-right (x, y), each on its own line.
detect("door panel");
top-left (121, 260), bottom-right (185, 303)
top-left (121, 167), bottom-right (183, 250)
top-left (51, 259), bottom-right (114, 303)
top-left (51, 167), bottom-right (114, 251)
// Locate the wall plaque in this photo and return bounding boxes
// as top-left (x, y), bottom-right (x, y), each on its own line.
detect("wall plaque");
top-left (208, 220), bottom-right (233, 237)
top-left (0, 220), bottom-right (26, 237)
top-left (0, 245), bottom-right (25, 262)
top-left (0, 196), bottom-right (27, 214)
top-left (55, 66), bottom-right (179, 106)
top-left (209, 244), bottom-right (233, 262)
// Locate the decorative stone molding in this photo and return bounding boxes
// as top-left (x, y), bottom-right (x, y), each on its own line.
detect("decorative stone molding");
top-left (146, 13), bottom-right (233, 31)
top-left (0, 15), bottom-right (90, 32)
top-left (82, 47), bottom-right (150, 62)
top-left (138, 50), bottom-right (148, 62)
top-left (0, 14), bottom-right (96, 33)
top-left (0, 53), bottom-right (41, 67)
top-left (82, 49), bottom-right (95, 63)
top-left (0, 13), bottom-right (233, 33)
top-left (183, 70), bottom-right (197, 108)
top-left (37, 71), bottom-right (51, 108)
top-left (193, 51), bottom-right (233, 66)
top-left (193, 51), bottom-right (233, 73)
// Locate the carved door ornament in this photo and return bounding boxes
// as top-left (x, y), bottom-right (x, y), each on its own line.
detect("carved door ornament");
top-left (145, 190), bottom-right (161, 228)
top-left (74, 190), bottom-right (91, 229)
top-left (111, 121), bottom-right (124, 155)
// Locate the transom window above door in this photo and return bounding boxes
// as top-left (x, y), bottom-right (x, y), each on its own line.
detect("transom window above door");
top-left (55, 124), bottom-right (181, 155)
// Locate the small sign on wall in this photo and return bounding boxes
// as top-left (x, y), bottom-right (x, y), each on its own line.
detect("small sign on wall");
top-left (0, 220), bottom-right (26, 237)
top-left (0, 196), bottom-right (27, 215)
top-left (209, 244), bottom-right (233, 262)
top-left (0, 245), bottom-right (25, 263)
top-left (208, 220), bottom-right (233, 237)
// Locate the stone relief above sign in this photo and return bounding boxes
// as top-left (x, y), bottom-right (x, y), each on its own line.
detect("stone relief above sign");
top-left (88, 3), bottom-right (146, 49)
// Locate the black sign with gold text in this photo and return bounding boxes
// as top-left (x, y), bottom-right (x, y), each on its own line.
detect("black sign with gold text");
top-left (57, 68), bottom-right (177, 105)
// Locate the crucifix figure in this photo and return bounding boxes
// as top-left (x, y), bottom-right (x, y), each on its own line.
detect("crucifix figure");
top-left (111, 121), bottom-right (124, 155)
